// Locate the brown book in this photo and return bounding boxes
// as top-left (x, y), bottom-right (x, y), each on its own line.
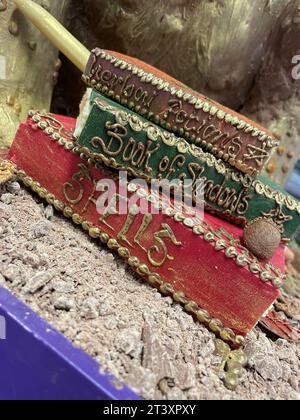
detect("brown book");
top-left (83, 48), bottom-right (278, 177)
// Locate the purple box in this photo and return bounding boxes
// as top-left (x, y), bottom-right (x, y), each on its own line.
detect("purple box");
top-left (0, 287), bottom-right (140, 400)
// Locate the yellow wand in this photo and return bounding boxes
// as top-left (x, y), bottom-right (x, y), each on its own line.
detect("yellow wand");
top-left (13, 0), bottom-right (89, 72)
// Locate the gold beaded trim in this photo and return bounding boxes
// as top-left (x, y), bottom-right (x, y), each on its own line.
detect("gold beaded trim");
top-left (2, 160), bottom-right (244, 348)
top-left (27, 110), bottom-right (286, 289)
top-left (0, 159), bottom-right (15, 185)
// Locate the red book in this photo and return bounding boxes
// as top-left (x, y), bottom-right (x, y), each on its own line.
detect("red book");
top-left (7, 112), bottom-right (285, 345)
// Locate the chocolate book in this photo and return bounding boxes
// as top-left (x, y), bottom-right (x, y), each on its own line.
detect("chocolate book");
top-left (82, 48), bottom-right (278, 176)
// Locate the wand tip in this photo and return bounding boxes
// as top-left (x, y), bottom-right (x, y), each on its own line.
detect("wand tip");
top-left (12, 0), bottom-right (90, 72)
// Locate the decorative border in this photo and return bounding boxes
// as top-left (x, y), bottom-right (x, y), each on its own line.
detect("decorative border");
top-left (0, 160), bottom-right (15, 184)
top-left (82, 48), bottom-right (279, 176)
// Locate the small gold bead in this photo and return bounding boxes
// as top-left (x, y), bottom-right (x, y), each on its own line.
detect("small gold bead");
top-left (128, 256), bottom-right (140, 268)
top-left (225, 360), bottom-right (244, 377)
top-left (118, 247), bottom-right (130, 258)
top-left (234, 335), bottom-right (246, 347)
top-left (37, 188), bottom-right (47, 199)
top-left (160, 283), bottom-right (174, 295)
top-left (81, 221), bottom-right (91, 231)
top-left (53, 200), bottom-right (64, 211)
top-left (220, 328), bottom-right (235, 342)
top-left (28, 41), bottom-right (37, 51)
top-left (224, 372), bottom-right (239, 391)
top-left (23, 177), bottom-right (32, 187)
top-left (9, 19), bottom-right (19, 36)
top-left (46, 194), bottom-right (55, 205)
top-left (209, 319), bottom-right (223, 333)
top-left (137, 264), bottom-right (150, 275)
top-left (214, 339), bottom-right (231, 358)
top-left (107, 239), bottom-right (119, 249)
top-left (72, 214), bottom-right (82, 225)
top-left (229, 349), bottom-right (248, 367)
top-left (88, 227), bottom-right (100, 238)
top-left (173, 291), bottom-right (188, 305)
top-left (148, 274), bottom-right (162, 286)
top-left (185, 301), bottom-right (198, 314)
top-left (99, 233), bottom-right (109, 243)
top-left (63, 207), bottom-right (73, 218)
top-left (31, 182), bottom-right (41, 193)
top-left (196, 309), bottom-right (210, 323)
top-left (277, 146), bottom-right (285, 156)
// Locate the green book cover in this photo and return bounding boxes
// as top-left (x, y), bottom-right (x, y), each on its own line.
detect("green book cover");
top-left (75, 90), bottom-right (300, 241)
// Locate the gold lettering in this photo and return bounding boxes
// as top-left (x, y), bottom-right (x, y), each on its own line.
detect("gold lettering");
top-left (123, 84), bottom-right (135, 98)
top-left (91, 122), bottom-right (127, 156)
top-left (98, 193), bottom-right (181, 267)
top-left (184, 113), bottom-right (199, 132)
top-left (99, 193), bottom-right (127, 231)
top-left (227, 137), bottom-right (242, 159)
top-left (196, 119), bottom-right (207, 134)
top-left (120, 75), bottom-right (131, 95)
top-left (147, 91), bottom-right (158, 108)
top-left (148, 224), bottom-right (182, 267)
top-left (137, 140), bottom-right (160, 174)
top-left (187, 163), bottom-right (205, 189)
top-left (134, 213), bottom-right (153, 252)
top-left (217, 188), bottom-right (237, 210)
top-left (117, 205), bottom-right (139, 247)
top-left (208, 183), bottom-right (222, 202)
top-left (158, 154), bottom-right (186, 179)
top-left (81, 179), bottom-right (98, 214)
top-left (131, 143), bottom-right (145, 166)
top-left (122, 138), bottom-right (159, 174)
top-left (63, 164), bottom-right (91, 205)
top-left (175, 110), bottom-right (188, 124)
top-left (110, 73), bottom-right (121, 89)
top-left (101, 70), bottom-right (112, 84)
top-left (122, 138), bottom-right (136, 162)
top-left (202, 125), bottom-right (221, 140)
top-left (134, 87), bottom-right (148, 104)
top-left (236, 194), bottom-right (251, 215)
top-left (95, 65), bottom-right (103, 81)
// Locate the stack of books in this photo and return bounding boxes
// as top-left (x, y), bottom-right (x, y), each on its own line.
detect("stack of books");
top-left (4, 1), bottom-right (300, 347)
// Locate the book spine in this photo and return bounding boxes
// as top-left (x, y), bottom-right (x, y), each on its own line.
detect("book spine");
top-left (7, 112), bottom-right (283, 342)
top-left (82, 48), bottom-right (278, 176)
top-left (76, 93), bottom-right (300, 241)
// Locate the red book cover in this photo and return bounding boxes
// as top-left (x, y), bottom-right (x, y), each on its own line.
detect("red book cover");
top-left (7, 112), bottom-right (285, 345)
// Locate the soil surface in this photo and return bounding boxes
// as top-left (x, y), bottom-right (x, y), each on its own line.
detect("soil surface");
top-left (0, 180), bottom-right (299, 400)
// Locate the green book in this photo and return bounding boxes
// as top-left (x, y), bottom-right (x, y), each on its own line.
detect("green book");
top-left (75, 90), bottom-right (300, 241)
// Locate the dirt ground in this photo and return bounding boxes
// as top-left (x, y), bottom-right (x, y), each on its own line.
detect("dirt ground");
top-left (0, 179), bottom-right (299, 400)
